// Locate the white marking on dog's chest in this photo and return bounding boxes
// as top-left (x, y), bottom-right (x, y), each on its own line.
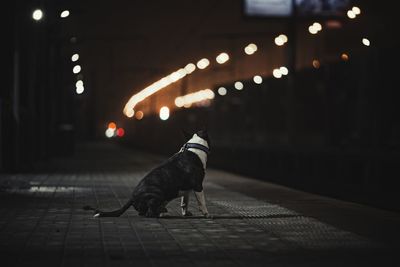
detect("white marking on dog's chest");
top-left (186, 134), bottom-right (208, 169)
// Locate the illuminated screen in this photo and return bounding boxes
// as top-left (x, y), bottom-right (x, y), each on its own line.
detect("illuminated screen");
top-left (244, 0), bottom-right (293, 17)
top-left (296, 0), bottom-right (349, 16)
top-left (244, 0), bottom-right (350, 17)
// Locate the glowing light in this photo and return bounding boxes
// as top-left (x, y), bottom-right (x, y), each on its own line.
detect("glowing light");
top-left (159, 107), bottom-right (170, 120)
top-left (71, 54), bottom-right (79, 62)
top-left (313, 22), bottom-right (322, 31)
top-left (244, 43), bottom-right (258, 55)
top-left (126, 109), bottom-right (134, 118)
top-left (279, 34), bottom-right (288, 43)
top-left (218, 87), bottom-right (227, 96)
top-left (76, 85), bottom-right (84, 94)
top-left (184, 63), bottom-right (196, 74)
top-left (274, 37), bottom-right (284, 46)
top-left (108, 122), bottom-right (117, 129)
top-left (105, 128), bottom-right (114, 138)
top-left (116, 128), bottom-right (125, 137)
top-left (279, 66), bottom-right (288, 75)
top-left (362, 38), bottom-right (370, 46)
top-left (135, 111), bottom-right (144, 120)
top-left (197, 58), bottom-right (210, 69)
top-left (169, 68), bottom-right (186, 82)
top-left (73, 65), bottom-right (81, 74)
top-left (75, 78), bottom-right (84, 94)
top-left (175, 89), bottom-right (215, 107)
top-left (253, 75), bottom-right (263, 84)
top-left (175, 97), bottom-right (184, 107)
top-left (216, 52), bottom-right (230, 64)
top-left (273, 69), bottom-right (282, 78)
top-left (32, 9), bottom-right (43, 21)
top-left (123, 62), bottom-right (198, 117)
top-left (76, 80), bottom-right (83, 87)
top-left (308, 26), bottom-right (318, 34)
top-left (341, 53), bottom-right (349, 61)
top-left (234, 81), bottom-right (244, 90)
top-left (347, 10), bottom-right (356, 19)
top-left (60, 10), bottom-right (70, 18)
top-left (312, 59), bottom-right (320, 69)
top-left (205, 89), bottom-right (215, 99)
top-left (352, 6), bottom-right (361, 15)
top-left (275, 34), bottom-right (288, 46)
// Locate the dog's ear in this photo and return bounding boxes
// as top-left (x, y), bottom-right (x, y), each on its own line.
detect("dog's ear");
top-left (181, 129), bottom-right (193, 140)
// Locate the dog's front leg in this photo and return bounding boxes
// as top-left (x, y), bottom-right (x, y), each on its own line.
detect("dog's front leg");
top-left (194, 190), bottom-right (212, 218)
top-left (180, 190), bottom-right (192, 216)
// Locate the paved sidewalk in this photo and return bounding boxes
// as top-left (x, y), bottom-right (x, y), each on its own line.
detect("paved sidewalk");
top-left (0, 142), bottom-right (399, 266)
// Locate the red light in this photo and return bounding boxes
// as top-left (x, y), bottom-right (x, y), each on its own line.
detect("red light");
top-left (117, 128), bottom-right (125, 137)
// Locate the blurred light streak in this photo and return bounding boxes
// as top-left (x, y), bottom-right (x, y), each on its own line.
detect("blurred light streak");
top-left (123, 61), bottom-right (200, 117)
top-left (184, 63), bottom-right (196, 74)
top-left (175, 89), bottom-right (215, 108)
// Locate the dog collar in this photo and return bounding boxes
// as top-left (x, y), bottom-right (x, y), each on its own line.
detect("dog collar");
top-left (181, 142), bottom-right (210, 155)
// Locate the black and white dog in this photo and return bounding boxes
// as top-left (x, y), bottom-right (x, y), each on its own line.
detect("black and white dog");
top-left (84, 130), bottom-right (211, 218)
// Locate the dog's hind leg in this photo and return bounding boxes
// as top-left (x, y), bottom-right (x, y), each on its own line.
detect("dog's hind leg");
top-left (146, 198), bottom-right (163, 218)
top-left (158, 201), bottom-right (170, 217)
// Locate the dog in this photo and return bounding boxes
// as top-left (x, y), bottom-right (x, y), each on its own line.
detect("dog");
top-left (83, 130), bottom-right (212, 218)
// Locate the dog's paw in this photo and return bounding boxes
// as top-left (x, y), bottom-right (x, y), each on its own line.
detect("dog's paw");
top-left (182, 211), bottom-right (193, 217)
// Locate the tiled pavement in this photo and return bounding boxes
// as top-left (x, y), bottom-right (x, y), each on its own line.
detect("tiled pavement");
top-left (0, 143), bottom-right (399, 266)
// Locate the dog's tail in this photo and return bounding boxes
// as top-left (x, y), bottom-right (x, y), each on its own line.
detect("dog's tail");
top-left (83, 199), bottom-right (134, 217)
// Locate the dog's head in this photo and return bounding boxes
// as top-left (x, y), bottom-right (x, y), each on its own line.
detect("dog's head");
top-left (182, 129), bottom-right (211, 149)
